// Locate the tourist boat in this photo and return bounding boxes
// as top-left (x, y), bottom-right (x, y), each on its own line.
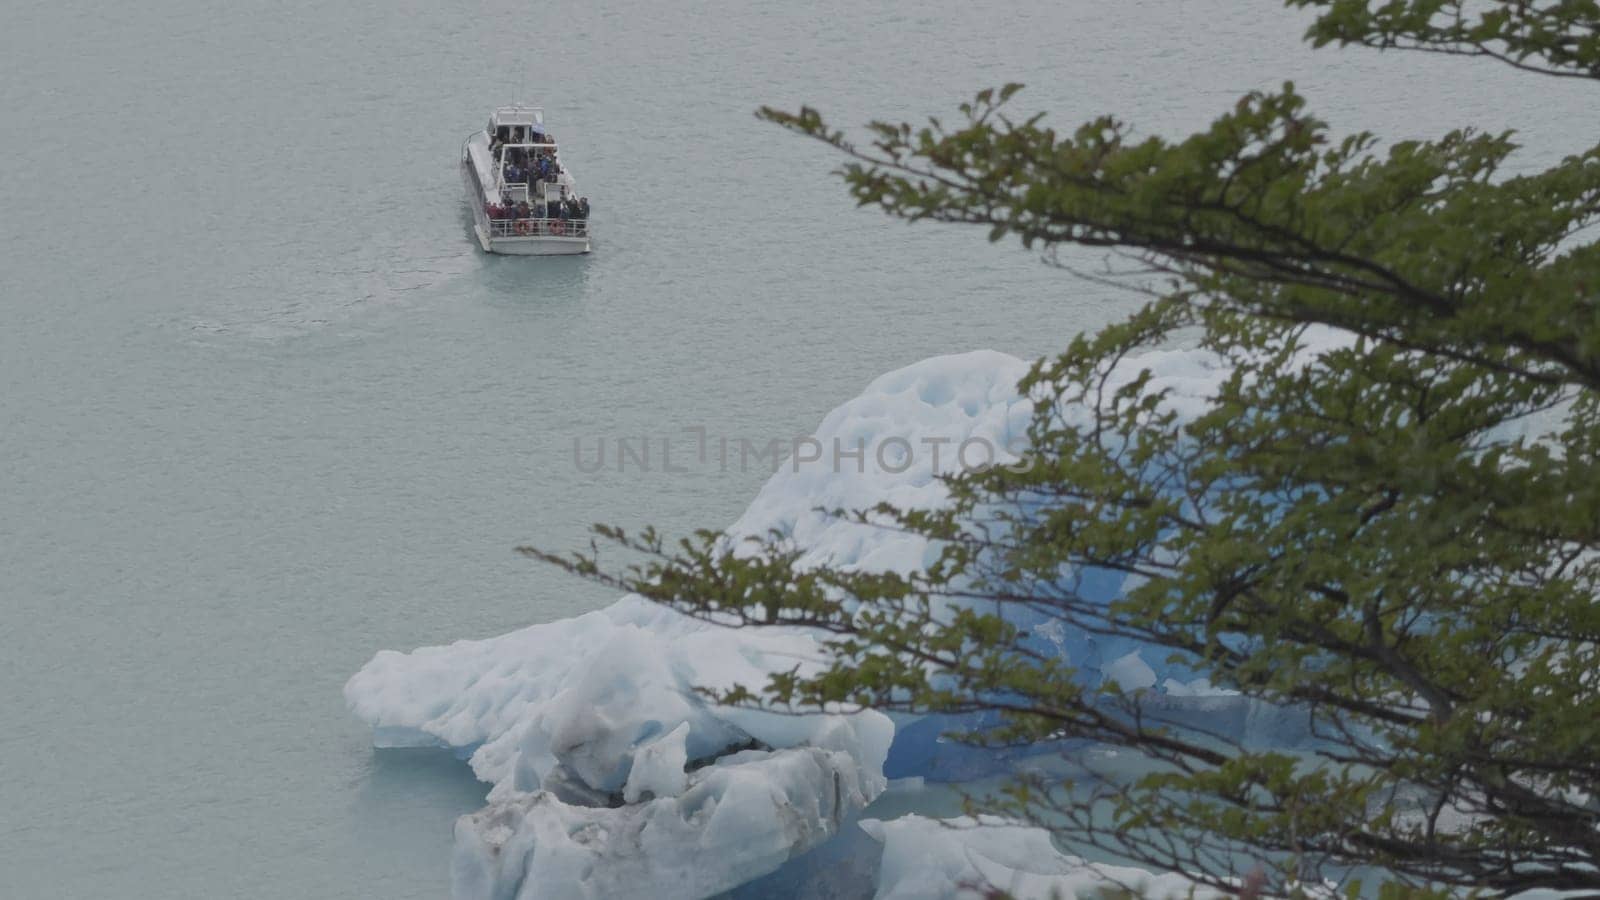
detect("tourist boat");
top-left (461, 106), bottom-right (592, 255)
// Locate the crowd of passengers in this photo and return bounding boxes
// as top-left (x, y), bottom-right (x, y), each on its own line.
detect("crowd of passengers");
top-left (486, 124), bottom-right (591, 224)
top-left (486, 194), bottom-right (590, 224)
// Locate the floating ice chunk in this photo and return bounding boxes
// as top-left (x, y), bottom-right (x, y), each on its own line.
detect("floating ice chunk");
top-left (862, 815), bottom-right (1214, 900)
top-left (344, 592), bottom-right (894, 795)
top-left (454, 746), bottom-right (877, 900)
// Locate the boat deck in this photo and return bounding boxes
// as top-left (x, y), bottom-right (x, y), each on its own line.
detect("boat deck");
top-left (462, 122), bottom-right (591, 255)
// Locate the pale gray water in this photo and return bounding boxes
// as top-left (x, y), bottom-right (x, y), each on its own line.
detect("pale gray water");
top-left (1, 1), bottom-right (1593, 897)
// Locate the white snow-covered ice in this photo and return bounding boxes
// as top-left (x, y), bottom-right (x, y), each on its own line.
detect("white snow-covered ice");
top-left (347, 350), bottom-right (1047, 898)
top-left (346, 592), bottom-right (896, 899)
top-left (452, 743), bottom-right (880, 900)
top-left (346, 340), bottom-right (1346, 898)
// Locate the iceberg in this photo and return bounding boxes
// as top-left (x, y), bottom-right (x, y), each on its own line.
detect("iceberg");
top-left (346, 594), bottom-right (896, 899)
top-left (452, 743), bottom-right (879, 900)
top-left (346, 351), bottom-right (1042, 898)
top-left (346, 341), bottom-right (1350, 897)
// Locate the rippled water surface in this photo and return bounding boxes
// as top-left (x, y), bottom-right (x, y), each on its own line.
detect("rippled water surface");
top-left (2, 1), bottom-right (1593, 896)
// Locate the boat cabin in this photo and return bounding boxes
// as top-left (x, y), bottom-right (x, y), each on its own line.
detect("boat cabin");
top-left (488, 105), bottom-right (546, 146)
top-left (485, 106), bottom-right (569, 205)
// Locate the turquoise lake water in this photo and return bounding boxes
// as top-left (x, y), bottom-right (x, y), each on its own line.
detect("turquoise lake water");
top-left (2, 1), bottom-right (1594, 896)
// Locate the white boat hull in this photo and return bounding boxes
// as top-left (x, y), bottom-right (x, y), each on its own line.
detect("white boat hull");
top-left (471, 223), bottom-right (591, 255)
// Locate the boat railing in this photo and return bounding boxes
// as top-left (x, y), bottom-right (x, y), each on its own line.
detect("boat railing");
top-left (486, 217), bottom-right (591, 239)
